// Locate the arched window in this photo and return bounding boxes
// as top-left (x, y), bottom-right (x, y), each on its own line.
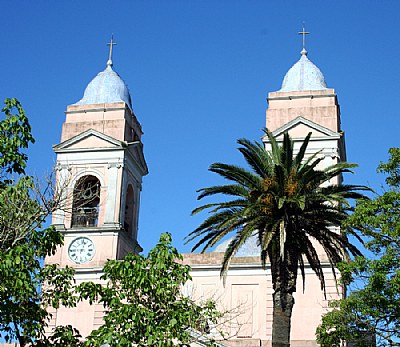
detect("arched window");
top-left (124, 184), bottom-right (135, 236)
top-left (71, 175), bottom-right (101, 227)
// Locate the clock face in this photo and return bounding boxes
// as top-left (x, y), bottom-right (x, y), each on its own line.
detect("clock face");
top-left (68, 237), bottom-right (95, 264)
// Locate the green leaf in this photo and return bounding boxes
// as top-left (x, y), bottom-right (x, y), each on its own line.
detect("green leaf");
top-left (318, 148), bottom-right (400, 347)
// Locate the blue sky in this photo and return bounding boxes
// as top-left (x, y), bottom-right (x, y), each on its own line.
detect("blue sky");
top-left (1, 1), bottom-right (399, 253)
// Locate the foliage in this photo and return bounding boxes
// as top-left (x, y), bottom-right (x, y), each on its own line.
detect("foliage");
top-left (78, 233), bottom-right (221, 347)
top-left (0, 228), bottom-right (77, 346)
top-left (186, 130), bottom-right (369, 347)
top-left (317, 148), bottom-right (400, 347)
top-left (0, 99), bottom-right (77, 346)
top-left (0, 177), bottom-right (47, 252)
top-left (0, 98), bottom-right (34, 178)
top-left (0, 99), bottom-right (221, 346)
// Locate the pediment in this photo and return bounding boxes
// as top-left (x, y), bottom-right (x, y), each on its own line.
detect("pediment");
top-left (263, 116), bottom-right (340, 141)
top-left (127, 142), bottom-right (149, 175)
top-left (53, 129), bottom-right (125, 152)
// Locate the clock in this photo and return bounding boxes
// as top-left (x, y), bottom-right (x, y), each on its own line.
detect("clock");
top-left (68, 237), bottom-right (95, 264)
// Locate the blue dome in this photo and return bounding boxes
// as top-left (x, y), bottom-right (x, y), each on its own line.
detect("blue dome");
top-left (279, 49), bottom-right (328, 92)
top-left (75, 64), bottom-right (132, 108)
top-left (214, 234), bottom-right (260, 257)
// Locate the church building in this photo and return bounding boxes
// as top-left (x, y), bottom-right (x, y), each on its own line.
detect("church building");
top-left (45, 40), bottom-right (148, 338)
top-left (45, 34), bottom-right (346, 346)
top-left (182, 40), bottom-right (346, 346)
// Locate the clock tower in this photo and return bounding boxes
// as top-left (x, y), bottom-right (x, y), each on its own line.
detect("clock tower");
top-left (45, 41), bottom-right (148, 337)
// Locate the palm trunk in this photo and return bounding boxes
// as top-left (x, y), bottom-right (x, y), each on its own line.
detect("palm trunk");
top-left (271, 289), bottom-right (295, 347)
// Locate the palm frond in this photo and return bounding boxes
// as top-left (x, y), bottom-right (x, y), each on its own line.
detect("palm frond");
top-left (263, 128), bottom-right (281, 165)
top-left (209, 163), bottom-right (262, 189)
top-left (188, 129), bottom-right (369, 299)
top-left (298, 255), bottom-right (306, 293)
top-left (237, 138), bottom-right (273, 178)
top-left (187, 209), bottom-right (242, 241)
top-left (294, 132), bottom-right (312, 168)
top-left (281, 132), bottom-right (294, 173)
top-left (196, 184), bottom-right (249, 200)
top-left (220, 225), bottom-right (257, 282)
top-left (191, 199), bottom-right (247, 215)
top-left (298, 235), bottom-right (326, 293)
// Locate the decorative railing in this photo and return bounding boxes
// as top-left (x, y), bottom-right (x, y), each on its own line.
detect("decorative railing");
top-left (71, 207), bottom-right (98, 227)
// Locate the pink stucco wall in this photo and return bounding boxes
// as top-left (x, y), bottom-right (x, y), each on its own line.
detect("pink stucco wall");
top-left (182, 253), bottom-right (341, 346)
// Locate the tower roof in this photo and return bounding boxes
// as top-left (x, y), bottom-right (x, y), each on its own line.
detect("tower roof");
top-left (74, 63), bottom-right (132, 108)
top-left (279, 49), bottom-right (328, 92)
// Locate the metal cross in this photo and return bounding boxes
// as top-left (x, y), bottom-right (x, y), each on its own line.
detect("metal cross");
top-left (298, 25), bottom-right (310, 50)
top-left (107, 35), bottom-right (117, 66)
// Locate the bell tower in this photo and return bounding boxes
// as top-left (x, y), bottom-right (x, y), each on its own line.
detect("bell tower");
top-left (183, 30), bottom-right (348, 347)
top-left (264, 30), bottom-right (346, 185)
top-left (263, 30), bottom-right (346, 344)
top-left (46, 40), bottom-right (148, 336)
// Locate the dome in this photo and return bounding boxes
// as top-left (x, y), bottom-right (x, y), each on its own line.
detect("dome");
top-left (75, 63), bottom-right (132, 108)
top-left (279, 49), bottom-right (328, 92)
top-left (214, 233), bottom-right (260, 257)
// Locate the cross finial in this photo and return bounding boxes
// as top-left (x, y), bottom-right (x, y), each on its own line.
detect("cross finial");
top-left (107, 34), bottom-right (117, 67)
top-left (298, 24), bottom-right (310, 55)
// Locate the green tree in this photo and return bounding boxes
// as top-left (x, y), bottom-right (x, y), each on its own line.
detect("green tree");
top-left (0, 99), bottom-right (221, 346)
top-left (78, 233), bottom-right (221, 347)
top-left (0, 98), bottom-right (34, 179)
top-left (0, 99), bottom-right (77, 346)
top-left (317, 148), bottom-right (400, 347)
top-left (186, 130), bottom-right (369, 347)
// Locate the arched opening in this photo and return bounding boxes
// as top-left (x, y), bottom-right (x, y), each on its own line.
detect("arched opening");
top-left (124, 184), bottom-right (135, 236)
top-left (71, 175), bottom-right (101, 227)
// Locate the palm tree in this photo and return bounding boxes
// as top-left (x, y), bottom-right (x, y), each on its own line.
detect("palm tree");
top-left (186, 130), bottom-right (369, 347)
